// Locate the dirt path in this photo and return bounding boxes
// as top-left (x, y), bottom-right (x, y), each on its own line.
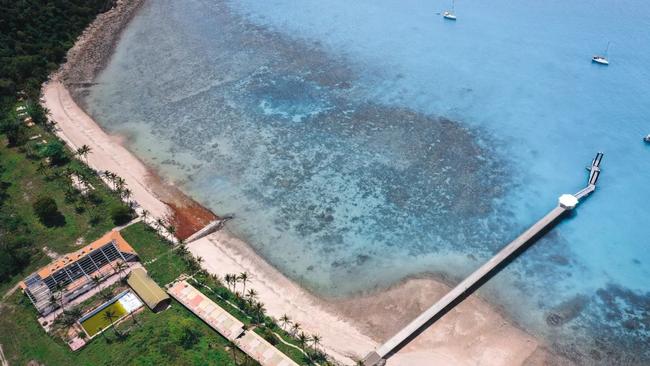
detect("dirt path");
top-left (1, 284), bottom-right (20, 302)
top-left (0, 344), bottom-right (9, 366)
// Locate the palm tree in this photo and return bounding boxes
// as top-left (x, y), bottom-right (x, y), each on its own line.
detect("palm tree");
top-left (297, 332), bottom-right (310, 351)
top-left (224, 274), bottom-right (234, 292)
top-left (311, 333), bottom-right (322, 350)
top-left (48, 295), bottom-right (58, 313)
top-left (55, 282), bottom-right (66, 312)
top-left (166, 224), bottom-right (176, 236)
top-left (238, 272), bottom-right (249, 294)
top-left (175, 244), bottom-right (189, 257)
top-left (100, 287), bottom-right (113, 302)
top-left (102, 309), bottom-right (121, 337)
top-left (121, 188), bottom-right (132, 203)
top-left (76, 144), bottom-right (91, 162)
top-left (226, 339), bottom-right (239, 365)
top-left (36, 161), bottom-right (49, 177)
top-left (115, 260), bottom-right (128, 280)
top-left (245, 289), bottom-right (258, 307)
top-left (252, 301), bottom-right (266, 325)
top-left (194, 256), bottom-right (204, 271)
top-left (98, 327), bottom-right (108, 342)
top-left (231, 273), bottom-right (241, 293)
top-left (291, 322), bottom-right (301, 337)
top-left (102, 171), bottom-right (116, 187)
top-left (115, 176), bottom-right (126, 191)
top-left (91, 275), bottom-right (102, 290)
top-left (156, 218), bottom-right (165, 232)
top-left (140, 209), bottom-right (149, 221)
top-left (279, 314), bottom-right (291, 331)
top-left (129, 309), bottom-right (139, 326)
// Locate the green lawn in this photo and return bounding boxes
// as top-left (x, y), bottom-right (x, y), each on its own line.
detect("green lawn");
top-left (120, 224), bottom-right (188, 286)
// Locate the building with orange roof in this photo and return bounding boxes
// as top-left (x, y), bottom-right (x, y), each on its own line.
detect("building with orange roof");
top-left (21, 231), bottom-right (139, 316)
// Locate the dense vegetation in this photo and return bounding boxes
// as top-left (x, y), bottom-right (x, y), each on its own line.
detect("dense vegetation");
top-left (0, 0), bottom-right (113, 105)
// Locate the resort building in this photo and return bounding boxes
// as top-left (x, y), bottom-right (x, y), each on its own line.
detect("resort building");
top-left (20, 231), bottom-right (139, 316)
top-left (126, 268), bottom-right (170, 312)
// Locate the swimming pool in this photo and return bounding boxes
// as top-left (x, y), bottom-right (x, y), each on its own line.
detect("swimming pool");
top-left (79, 291), bottom-right (143, 337)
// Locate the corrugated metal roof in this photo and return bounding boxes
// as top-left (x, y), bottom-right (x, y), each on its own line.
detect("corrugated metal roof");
top-left (34, 231), bottom-right (136, 279)
top-left (127, 268), bottom-right (170, 311)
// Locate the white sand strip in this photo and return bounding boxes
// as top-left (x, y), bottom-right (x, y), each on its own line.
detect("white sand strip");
top-left (43, 80), bottom-right (171, 221)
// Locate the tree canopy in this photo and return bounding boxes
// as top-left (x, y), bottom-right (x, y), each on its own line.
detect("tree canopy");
top-left (0, 0), bottom-right (113, 108)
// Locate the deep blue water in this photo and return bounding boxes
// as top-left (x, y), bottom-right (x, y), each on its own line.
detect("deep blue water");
top-left (85, 0), bottom-right (650, 363)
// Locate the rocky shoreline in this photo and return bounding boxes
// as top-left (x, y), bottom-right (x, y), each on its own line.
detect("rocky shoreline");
top-left (59, 0), bottom-right (147, 104)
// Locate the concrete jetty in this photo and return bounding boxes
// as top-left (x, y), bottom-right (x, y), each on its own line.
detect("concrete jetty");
top-left (363, 152), bottom-right (604, 366)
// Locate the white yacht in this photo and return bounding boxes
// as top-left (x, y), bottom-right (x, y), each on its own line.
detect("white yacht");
top-left (442, 0), bottom-right (457, 20)
top-left (643, 134), bottom-right (650, 143)
top-left (592, 42), bottom-right (610, 65)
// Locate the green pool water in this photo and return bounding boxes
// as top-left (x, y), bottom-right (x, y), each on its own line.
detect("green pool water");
top-left (80, 301), bottom-right (127, 337)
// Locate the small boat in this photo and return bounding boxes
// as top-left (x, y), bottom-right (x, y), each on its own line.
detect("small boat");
top-left (592, 42), bottom-right (611, 65)
top-left (643, 134), bottom-right (650, 143)
top-left (592, 55), bottom-right (609, 65)
top-left (442, 0), bottom-right (457, 20)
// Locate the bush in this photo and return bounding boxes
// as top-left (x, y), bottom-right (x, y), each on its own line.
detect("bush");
top-left (39, 140), bottom-right (68, 165)
top-left (0, 117), bottom-right (28, 146)
top-left (110, 205), bottom-right (132, 225)
top-left (259, 327), bottom-right (277, 345)
top-left (32, 196), bottom-right (65, 227)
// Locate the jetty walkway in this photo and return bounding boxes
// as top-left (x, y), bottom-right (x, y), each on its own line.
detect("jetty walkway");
top-left (364, 153), bottom-right (604, 366)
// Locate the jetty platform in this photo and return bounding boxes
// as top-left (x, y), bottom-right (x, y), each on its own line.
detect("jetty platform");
top-left (363, 152), bottom-right (604, 366)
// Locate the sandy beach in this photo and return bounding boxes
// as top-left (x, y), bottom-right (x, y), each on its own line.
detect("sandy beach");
top-left (40, 0), bottom-right (572, 365)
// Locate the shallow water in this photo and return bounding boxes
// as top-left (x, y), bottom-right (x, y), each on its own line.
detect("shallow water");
top-left (86, 0), bottom-right (650, 363)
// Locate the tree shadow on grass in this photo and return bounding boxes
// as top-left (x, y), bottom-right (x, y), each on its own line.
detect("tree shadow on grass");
top-left (41, 212), bottom-right (66, 227)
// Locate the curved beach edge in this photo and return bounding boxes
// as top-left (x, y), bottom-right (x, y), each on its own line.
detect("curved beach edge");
top-left (40, 0), bottom-right (571, 365)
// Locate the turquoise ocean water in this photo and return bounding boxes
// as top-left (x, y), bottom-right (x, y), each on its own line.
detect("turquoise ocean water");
top-left (85, 0), bottom-right (650, 363)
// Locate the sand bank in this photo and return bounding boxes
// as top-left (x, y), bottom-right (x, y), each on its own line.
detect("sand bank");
top-left (41, 0), bottom-right (570, 364)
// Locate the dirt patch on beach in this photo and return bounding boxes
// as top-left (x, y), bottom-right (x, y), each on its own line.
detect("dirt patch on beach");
top-left (164, 199), bottom-right (218, 241)
top-left (142, 172), bottom-right (218, 240)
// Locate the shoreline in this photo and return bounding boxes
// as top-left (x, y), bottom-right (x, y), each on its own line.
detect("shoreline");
top-left (41, 0), bottom-right (569, 364)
